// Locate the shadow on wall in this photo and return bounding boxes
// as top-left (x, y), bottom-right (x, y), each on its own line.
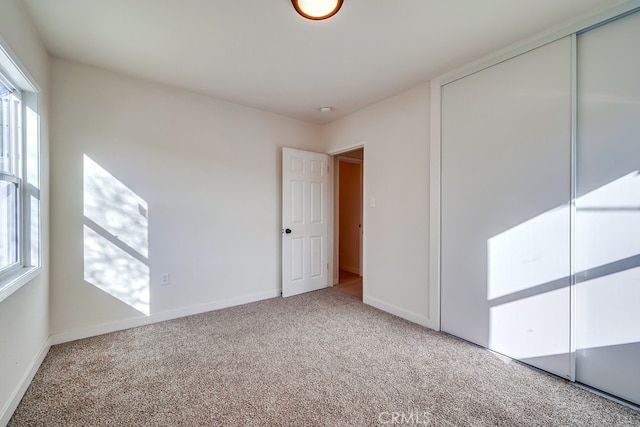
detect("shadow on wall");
top-left (83, 154), bottom-right (150, 315)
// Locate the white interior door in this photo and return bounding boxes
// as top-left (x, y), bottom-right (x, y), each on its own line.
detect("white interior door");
top-left (282, 147), bottom-right (329, 297)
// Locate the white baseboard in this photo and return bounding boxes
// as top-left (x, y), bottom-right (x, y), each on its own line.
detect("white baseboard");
top-left (0, 337), bottom-right (51, 427)
top-left (363, 295), bottom-right (438, 330)
top-left (50, 289), bottom-right (279, 345)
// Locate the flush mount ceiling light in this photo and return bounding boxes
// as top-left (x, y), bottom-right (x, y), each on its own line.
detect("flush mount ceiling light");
top-left (319, 106), bottom-right (333, 113)
top-left (292, 0), bottom-right (343, 21)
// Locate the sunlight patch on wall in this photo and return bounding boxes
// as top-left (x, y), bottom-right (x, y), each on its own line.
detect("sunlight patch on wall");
top-left (488, 171), bottom-right (640, 301)
top-left (575, 171), bottom-right (640, 272)
top-left (575, 266), bottom-right (640, 350)
top-left (83, 225), bottom-right (149, 314)
top-left (487, 171), bottom-right (640, 358)
top-left (489, 288), bottom-right (569, 359)
top-left (574, 170), bottom-right (640, 351)
top-left (83, 155), bottom-right (150, 315)
top-left (84, 155), bottom-right (148, 258)
top-left (487, 205), bottom-right (570, 300)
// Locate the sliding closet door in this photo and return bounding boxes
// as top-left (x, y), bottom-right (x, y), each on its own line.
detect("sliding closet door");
top-left (575, 11), bottom-right (640, 405)
top-left (441, 37), bottom-right (572, 378)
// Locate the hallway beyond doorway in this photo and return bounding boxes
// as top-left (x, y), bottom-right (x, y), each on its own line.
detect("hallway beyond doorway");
top-left (334, 270), bottom-right (362, 300)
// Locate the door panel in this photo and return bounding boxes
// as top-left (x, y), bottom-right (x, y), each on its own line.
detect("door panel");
top-left (310, 182), bottom-right (323, 223)
top-left (282, 147), bottom-right (329, 297)
top-left (441, 37), bottom-right (572, 378)
top-left (310, 236), bottom-right (322, 278)
top-left (291, 237), bottom-right (304, 281)
top-left (575, 11), bottom-right (640, 405)
top-left (291, 181), bottom-right (304, 223)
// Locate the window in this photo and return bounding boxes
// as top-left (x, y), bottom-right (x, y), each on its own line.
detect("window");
top-left (0, 48), bottom-right (42, 302)
top-left (0, 79), bottom-right (21, 274)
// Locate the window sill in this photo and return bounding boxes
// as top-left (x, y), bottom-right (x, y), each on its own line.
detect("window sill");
top-left (0, 266), bottom-right (43, 304)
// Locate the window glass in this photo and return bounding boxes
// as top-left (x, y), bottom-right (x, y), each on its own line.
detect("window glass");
top-left (0, 179), bottom-right (18, 269)
top-left (0, 82), bottom-right (9, 174)
top-left (0, 80), bottom-right (21, 275)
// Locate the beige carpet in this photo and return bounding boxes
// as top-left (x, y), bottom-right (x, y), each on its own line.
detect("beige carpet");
top-left (9, 289), bottom-right (640, 426)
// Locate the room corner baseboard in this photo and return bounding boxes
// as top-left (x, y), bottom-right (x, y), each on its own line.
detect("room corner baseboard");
top-left (50, 289), bottom-right (280, 346)
top-left (363, 295), bottom-right (437, 330)
top-left (0, 337), bottom-right (51, 426)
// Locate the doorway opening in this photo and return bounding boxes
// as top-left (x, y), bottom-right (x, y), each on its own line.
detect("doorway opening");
top-left (333, 148), bottom-right (363, 300)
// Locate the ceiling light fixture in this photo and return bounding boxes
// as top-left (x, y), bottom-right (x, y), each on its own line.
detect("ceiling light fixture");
top-left (292, 0), bottom-right (343, 21)
top-left (319, 106), bottom-right (333, 113)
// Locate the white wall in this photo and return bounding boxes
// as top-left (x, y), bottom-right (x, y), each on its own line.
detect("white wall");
top-left (323, 83), bottom-right (433, 327)
top-left (0, 0), bottom-right (50, 424)
top-left (49, 59), bottom-right (322, 339)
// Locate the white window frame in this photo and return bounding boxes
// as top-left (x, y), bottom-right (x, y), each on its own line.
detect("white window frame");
top-left (0, 40), bottom-right (42, 304)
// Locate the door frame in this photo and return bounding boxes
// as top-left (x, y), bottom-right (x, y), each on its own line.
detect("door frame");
top-left (335, 155), bottom-right (363, 277)
top-left (327, 143), bottom-right (365, 287)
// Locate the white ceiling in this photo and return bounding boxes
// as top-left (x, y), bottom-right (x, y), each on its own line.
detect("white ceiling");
top-left (23, 0), bottom-right (618, 124)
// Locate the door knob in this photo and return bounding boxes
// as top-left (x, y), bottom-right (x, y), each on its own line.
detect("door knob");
top-left (285, 228), bottom-right (292, 234)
